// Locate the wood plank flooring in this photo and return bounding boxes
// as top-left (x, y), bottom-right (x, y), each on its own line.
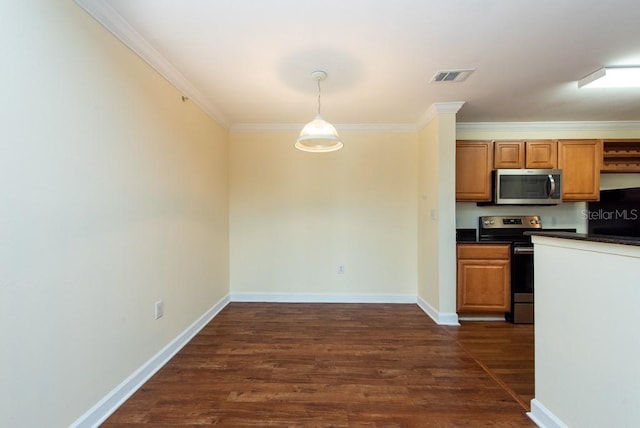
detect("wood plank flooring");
top-left (445, 321), bottom-right (535, 410)
top-left (102, 303), bottom-right (535, 427)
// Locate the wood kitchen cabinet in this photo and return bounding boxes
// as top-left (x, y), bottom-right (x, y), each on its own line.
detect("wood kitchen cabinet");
top-left (493, 140), bottom-right (524, 169)
top-left (558, 139), bottom-right (603, 201)
top-left (525, 140), bottom-right (557, 168)
top-left (456, 140), bottom-right (493, 201)
top-left (457, 244), bottom-right (511, 313)
top-left (494, 140), bottom-right (557, 169)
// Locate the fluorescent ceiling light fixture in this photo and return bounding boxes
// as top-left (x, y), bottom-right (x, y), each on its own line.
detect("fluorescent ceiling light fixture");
top-left (296, 70), bottom-right (343, 153)
top-left (578, 66), bottom-right (640, 88)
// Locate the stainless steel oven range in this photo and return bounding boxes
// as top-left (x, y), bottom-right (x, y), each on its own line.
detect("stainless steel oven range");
top-left (478, 215), bottom-right (541, 324)
top-left (478, 215), bottom-right (576, 323)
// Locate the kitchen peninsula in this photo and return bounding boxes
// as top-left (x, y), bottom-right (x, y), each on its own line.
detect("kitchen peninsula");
top-left (527, 232), bottom-right (640, 427)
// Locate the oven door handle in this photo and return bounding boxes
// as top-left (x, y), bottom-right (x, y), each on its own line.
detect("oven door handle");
top-left (513, 247), bottom-right (534, 255)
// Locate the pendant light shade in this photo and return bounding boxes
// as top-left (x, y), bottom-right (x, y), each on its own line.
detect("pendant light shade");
top-left (295, 114), bottom-right (343, 152)
top-left (296, 71), bottom-right (343, 153)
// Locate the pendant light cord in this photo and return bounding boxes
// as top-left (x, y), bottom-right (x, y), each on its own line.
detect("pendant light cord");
top-left (317, 77), bottom-right (322, 116)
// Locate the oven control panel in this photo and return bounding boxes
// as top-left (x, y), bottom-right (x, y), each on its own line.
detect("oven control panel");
top-left (480, 215), bottom-right (542, 229)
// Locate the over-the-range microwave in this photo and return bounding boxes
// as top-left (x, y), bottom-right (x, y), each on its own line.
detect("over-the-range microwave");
top-left (494, 169), bottom-right (562, 205)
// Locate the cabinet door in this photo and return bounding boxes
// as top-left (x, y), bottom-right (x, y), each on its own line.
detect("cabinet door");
top-left (456, 141), bottom-right (493, 201)
top-left (494, 141), bottom-right (524, 169)
top-left (558, 139), bottom-right (602, 201)
top-left (525, 140), bottom-right (557, 169)
top-left (457, 259), bottom-right (510, 312)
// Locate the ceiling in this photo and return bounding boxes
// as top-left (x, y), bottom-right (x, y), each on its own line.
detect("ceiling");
top-left (78, 0), bottom-right (640, 128)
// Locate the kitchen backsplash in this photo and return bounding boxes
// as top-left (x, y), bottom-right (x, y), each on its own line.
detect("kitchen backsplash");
top-left (600, 173), bottom-right (640, 190)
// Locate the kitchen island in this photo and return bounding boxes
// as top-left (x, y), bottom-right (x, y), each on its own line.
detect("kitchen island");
top-left (527, 232), bottom-right (640, 428)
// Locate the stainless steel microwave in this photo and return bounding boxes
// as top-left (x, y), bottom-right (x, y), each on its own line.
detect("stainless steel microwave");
top-left (494, 169), bottom-right (562, 205)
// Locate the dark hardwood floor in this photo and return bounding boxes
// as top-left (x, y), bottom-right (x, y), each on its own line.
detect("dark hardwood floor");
top-left (103, 303), bottom-right (535, 427)
top-left (445, 320), bottom-right (535, 410)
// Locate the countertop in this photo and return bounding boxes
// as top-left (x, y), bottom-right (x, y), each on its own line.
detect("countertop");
top-left (526, 231), bottom-right (640, 247)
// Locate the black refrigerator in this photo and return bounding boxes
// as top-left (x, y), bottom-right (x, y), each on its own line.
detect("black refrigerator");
top-left (587, 187), bottom-right (640, 238)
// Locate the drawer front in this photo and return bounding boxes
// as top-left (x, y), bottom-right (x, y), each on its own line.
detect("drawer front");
top-left (457, 244), bottom-right (510, 260)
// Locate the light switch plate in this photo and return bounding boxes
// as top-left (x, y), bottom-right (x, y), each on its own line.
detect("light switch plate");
top-left (155, 300), bottom-right (164, 319)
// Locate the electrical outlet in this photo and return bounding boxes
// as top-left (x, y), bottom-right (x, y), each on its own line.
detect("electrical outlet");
top-left (155, 300), bottom-right (164, 319)
top-left (337, 265), bottom-right (345, 274)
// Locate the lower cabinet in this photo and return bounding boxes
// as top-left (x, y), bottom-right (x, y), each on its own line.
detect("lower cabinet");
top-left (457, 243), bottom-right (510, 312)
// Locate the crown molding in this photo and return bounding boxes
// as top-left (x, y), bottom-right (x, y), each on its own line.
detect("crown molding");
top-left (232, 119), bottom-right (640, 134)
top-left (337, 123), bottom-right (418, 133)
top-left (432, 101), bottom-right (466, 114)
top-left (416, 102), bottom-right (466, 129)
top-left (457, 120), bottom-right (640, 132)
top-left (74, 0), bottom-right (231, 128)
top-left (230, 123), bottom-right (418, 133)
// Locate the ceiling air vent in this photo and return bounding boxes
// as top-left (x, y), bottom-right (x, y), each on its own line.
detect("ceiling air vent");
top-left (431, 68), bottom-right (475, 83)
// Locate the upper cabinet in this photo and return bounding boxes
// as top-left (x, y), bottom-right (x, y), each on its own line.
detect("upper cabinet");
top-left (457, 138), bottom-right (604, 202)
top-left (494, 140), bottom-right (557, 169)
top-left (558, 139), bottom-right (603, 201)
top-left (493, 141), bottom-right (524, 168)
top-left (456, 140), bottom-right (493, 201)
top-left (524, 140), bottom-right (557, 169)
top-left (601, 139), bottom-right (640, 172)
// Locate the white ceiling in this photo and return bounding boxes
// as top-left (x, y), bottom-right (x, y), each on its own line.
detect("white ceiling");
top-left (78, 0), bottom-right (640, 128)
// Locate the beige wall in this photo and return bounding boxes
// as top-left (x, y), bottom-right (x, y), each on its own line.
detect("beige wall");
top-left (417, 119), bottom-right (441, 307)
top-left (436, 115), bottom-right (458, 317)
top-left (417, 112), bottom-right (458, 322)
top-left (229, 131), bottom-right (418, 298)
top-left (0, 2), bottom-right (229, 427)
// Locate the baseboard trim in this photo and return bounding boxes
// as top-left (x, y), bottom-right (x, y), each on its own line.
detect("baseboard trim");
top-left (528, 399), bottom-right (568, 428)
top-left (416, 296), bottom-right (460, 326)
top-left (70, 294), bottom-right (231, 428)
top-left (230, 292), bottom-right (416, 304)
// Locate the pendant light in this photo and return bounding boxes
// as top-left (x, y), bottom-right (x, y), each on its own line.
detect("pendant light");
top-left (295, 70), bottom-right (343, 153)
